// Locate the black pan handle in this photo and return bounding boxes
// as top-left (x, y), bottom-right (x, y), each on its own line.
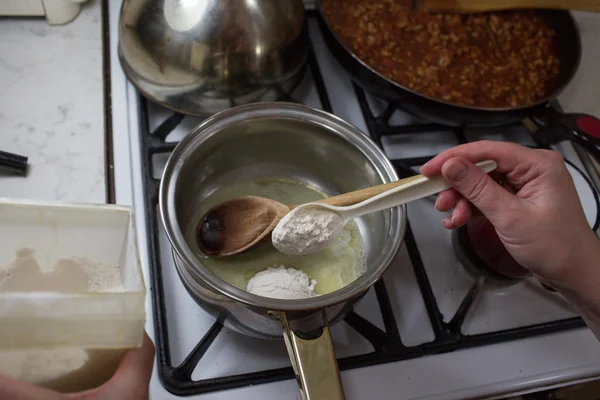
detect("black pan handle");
top-left (534, 111), bottom-right (600, 163)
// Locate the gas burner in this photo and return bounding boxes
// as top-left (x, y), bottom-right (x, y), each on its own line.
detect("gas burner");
top-left (452, 222), bottom-right (526, 288)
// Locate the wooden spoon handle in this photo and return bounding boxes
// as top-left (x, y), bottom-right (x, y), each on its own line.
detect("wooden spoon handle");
top-left (417, 0), bottom-right (600, 12)
top-left (316, 174), bottom-right (426, 207)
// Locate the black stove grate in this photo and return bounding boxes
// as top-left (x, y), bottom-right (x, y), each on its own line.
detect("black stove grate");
top-left (137, 14), bottom-right (595, 397)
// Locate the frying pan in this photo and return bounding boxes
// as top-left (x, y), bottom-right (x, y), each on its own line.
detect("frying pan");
top-left (316, 3), bottom-right (600, 161)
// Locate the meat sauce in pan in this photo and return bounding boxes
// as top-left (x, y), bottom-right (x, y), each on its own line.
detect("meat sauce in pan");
top-left (321, 0), bottom-right (561, 108)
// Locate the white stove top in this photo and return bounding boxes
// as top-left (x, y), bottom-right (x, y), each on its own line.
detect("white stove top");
top-left (108, 2), bottom-right (600, 399)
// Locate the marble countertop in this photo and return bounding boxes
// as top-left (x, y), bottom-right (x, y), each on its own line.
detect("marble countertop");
top-left (0, 0), bottom-right (105, 204)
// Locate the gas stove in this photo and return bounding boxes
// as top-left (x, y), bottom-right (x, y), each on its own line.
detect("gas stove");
top-left (107, 3), bottom-right (600, 400)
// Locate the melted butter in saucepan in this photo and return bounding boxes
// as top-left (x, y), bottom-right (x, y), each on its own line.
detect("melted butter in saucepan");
top-left (185, 178), bottom-right (367, 295)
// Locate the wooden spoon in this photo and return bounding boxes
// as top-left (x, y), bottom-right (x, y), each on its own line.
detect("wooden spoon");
top-left (413, 0), bottom-right (600, 13)
top-left (196, 161), bottom-right (497, 257)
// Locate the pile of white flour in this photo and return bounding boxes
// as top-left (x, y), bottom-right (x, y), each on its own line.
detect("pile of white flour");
top-left (272, 205), bottom-right (344, 255)
top-left (247, 265), bottom-right (317, 299)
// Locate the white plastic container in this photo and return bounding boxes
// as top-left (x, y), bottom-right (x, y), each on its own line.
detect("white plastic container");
top-left (0, 0), bottom-right (89, 25)
top-left (0, 198), bottom-right (146, 350)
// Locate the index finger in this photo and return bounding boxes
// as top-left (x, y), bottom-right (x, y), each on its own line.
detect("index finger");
top-left (420, 140), bottom-right (538, 177)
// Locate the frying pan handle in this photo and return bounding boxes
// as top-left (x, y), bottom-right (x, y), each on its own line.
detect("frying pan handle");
top-left (535, 112), bottom-right (600, 163)
top-left (281, 311), bottom-right (345, 400)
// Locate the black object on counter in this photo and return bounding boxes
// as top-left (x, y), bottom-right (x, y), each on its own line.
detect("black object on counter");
top-left (0, 150), bottom-right (28, 176)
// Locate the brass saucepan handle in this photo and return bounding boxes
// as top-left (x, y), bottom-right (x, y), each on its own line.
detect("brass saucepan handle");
top-left (281, 311), bottom-right (345, 400)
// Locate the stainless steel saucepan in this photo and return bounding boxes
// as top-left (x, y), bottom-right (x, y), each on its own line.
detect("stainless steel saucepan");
top-left (118, 0), bottom-right (309, 116)
top-left (159, 103), bottom-right (406, 399)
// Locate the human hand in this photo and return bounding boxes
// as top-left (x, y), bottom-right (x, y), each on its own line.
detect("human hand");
top-left (420, 140), bottom-right (599, 289)
top-left (0, 333), bottom-right (155, 400)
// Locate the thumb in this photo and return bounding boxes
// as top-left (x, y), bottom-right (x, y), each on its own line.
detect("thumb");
top-left (441, 157), bottom-right (516, 223)
top-left (69, 333), bottom-right (155, 400)
top-left (103, 333), bottom-right (155, 399)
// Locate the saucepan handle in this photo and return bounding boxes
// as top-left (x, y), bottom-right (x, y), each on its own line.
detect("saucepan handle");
top-left (534, 111), bottom-right (600, 163)
top-left (281, 311), bottom-right (345, 400)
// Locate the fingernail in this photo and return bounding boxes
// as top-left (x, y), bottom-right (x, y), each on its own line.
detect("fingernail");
top-left (442, 215), bottom-right (452, 226)
top-left (451, 209), bottom-right (457, 225)
top-left (434, 196), bottom-right (441, 211)
top-left (444, 160), bottom-right (468, 182)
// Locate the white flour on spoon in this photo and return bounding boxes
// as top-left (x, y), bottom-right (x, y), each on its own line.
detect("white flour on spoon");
top-left (272, 206), bottom-right (344, 255)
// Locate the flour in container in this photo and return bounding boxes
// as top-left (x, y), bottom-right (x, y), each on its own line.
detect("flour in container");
top-left (0, 347), bottom-right (128, 392)
top-left (0, 249), bottom-right (126, 390)
top-left (0, 248), bottom-right (124, 293)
